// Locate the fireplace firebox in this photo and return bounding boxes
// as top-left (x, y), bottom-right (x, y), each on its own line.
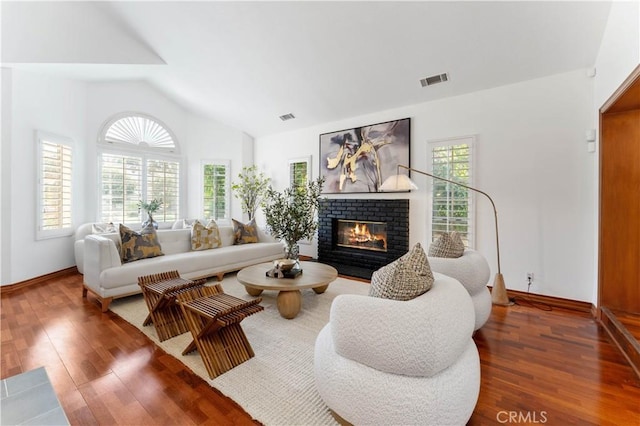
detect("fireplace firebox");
top-left (336, 220), bottom-right (387, 252)
top-left (318, 199), bottom-right (409, 279)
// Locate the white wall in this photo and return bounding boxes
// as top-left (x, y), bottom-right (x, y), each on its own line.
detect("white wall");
top-left (591, 1), bottom-right (640, 303)
top-left (256, 69), bottom-right (596, 302)
top-left (183, 114), bottom-right (253, 222)
top-left (85, 80), bottom-right (188, 221)
top-left (1, 77), bottom-right (252, 284)
top-left (4, 69), bottom-right (87, 284)
top-left (594, 1), bottom-right (640, 108)
top-left (1, 68), bottom-right (12, 285)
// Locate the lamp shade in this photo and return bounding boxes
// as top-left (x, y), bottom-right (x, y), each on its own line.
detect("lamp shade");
top-left (379, 174), bottom-right (418, 191)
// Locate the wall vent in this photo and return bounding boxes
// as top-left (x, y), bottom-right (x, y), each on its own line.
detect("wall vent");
top-left (420, 73), bottom-right (449, 87)
top-left (279, 113), bottom-right (296, 121)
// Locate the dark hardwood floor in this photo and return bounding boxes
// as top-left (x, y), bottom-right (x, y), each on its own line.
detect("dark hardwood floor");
top-left (2, 273), bottom-right (639, 425)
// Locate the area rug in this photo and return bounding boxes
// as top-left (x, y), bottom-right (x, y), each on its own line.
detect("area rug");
top-left (109, 274), bottom-right (369, 425)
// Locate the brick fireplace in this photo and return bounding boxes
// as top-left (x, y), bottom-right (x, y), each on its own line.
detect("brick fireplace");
top-left (318, 199), bottom-right (409, 279)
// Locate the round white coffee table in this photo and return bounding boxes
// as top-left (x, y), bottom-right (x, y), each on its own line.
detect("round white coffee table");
top-left (236, 261), bottom-right (338, 319)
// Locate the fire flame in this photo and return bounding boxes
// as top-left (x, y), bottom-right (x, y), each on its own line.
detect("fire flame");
top-left (350, 223), bottom-right (373, 243)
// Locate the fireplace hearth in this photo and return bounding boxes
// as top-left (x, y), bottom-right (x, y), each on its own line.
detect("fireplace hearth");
top-left (318, 199), bottom-right (409, 279)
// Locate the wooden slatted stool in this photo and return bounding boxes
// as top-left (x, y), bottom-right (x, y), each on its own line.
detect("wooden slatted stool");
top-left (137, 270), bottom-right (207, 341)
top-left (177, 289), bottom-right (263, 379)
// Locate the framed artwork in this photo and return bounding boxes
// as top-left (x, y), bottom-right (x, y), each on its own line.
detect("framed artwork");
top-left (319, 117), bottom-right (410, 193)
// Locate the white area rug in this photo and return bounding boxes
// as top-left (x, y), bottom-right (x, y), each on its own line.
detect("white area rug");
top-left (109, 274), bottom-right (369, 425)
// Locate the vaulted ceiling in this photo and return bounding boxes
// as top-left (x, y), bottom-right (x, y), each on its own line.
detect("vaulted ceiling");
top-left (2, 1), bottom-right (612, 138)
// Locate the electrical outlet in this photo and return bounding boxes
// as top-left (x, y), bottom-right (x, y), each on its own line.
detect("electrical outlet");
top-left (526, 272), bottom-right (534, 282)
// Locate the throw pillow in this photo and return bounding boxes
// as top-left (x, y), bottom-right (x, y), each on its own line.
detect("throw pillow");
top-left (119, 223), bottom-right (164, 263)
top-left (428, 231), bottom-right (465, 258)
top-left (232, 219), bottom-right (259, 244)
top-left (191, 219), bottom-right (222, 250)
top-left (92, 222), bottom-right (117, 234)
top-left (369, 243), bottom-right (434, 301)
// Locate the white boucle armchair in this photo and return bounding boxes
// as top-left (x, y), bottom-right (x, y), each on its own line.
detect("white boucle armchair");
top-left (314, 273), bottom-right (480, 426)
top-left (428, 249), bottom-right (492, 330)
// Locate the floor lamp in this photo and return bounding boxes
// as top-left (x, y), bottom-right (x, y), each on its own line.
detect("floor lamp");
top-left (379, 165), bottom-right (512, 306)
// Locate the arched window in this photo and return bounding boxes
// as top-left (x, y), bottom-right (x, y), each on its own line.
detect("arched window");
top-left (98, 113), bottom-right (181, 224)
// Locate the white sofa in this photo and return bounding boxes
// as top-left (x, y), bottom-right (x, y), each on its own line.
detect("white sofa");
top-left (314, 273), bottom-right (480, 425)
top-left (428, 249), bottom-right (492, 330)
top-left (79, 222), bottom-right (284, 312)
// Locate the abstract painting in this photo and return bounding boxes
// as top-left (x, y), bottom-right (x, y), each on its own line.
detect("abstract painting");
top-left (319, 118), bottom-right (410, 193)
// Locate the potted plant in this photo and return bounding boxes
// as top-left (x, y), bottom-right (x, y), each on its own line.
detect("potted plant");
top-left (231, 165), bottom-right (271, 221)
top-left (263, 177), bottom-right (324, 262)
top-left (138, 198), bottom-right (163, 229)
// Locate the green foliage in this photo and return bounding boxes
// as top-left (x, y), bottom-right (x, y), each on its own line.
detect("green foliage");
top-left (263, 177), bottom-right (325, 249)
top-left (138, 198), bottom-right (163, 214)
top-left (231, 165), bottom-right (270, 220)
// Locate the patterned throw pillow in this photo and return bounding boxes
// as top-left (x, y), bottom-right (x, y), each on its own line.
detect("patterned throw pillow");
top-left (119, 223), bottom-right (164, 263)
top-left (369, 243), bottom-right (434, 301)
top-left (428, 231), bottom-right (465, 258)
top-left (191, 220), bottom-right (222, 251)
top-left (92, 222), bottom-right (117, 234)
top-left (232, 219), bottom-right (259, 244)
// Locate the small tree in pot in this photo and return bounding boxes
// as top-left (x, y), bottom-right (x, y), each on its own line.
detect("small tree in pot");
top-left (263, 177), bottom-right (324, 261)
top-left (231, 165), bottom-right (270, 221)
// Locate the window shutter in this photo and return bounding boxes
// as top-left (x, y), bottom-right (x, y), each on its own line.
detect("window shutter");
top-left (203, 162), bottom-right (229, 220)
top-left (290, 161), bottom-right (308, 189)
top-left (100, 153), bottom-right (142, 223)
top-left (147, 159), bottom-right (180, 222)
top-left (39, 140), bottom-right (73, 234)
top-left (431, 142), bottom-right (474, 247)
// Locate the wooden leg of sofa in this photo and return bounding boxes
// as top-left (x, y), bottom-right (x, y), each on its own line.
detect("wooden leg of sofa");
top-left (82, 286), bottom-right (88, 298)
top-left (101, 297), bottom-right (113, 313)
top-left (216, 273), bottom-right (224, 281)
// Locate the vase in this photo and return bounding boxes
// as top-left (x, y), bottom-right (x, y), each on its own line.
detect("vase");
top-left (285, 241), bottom-right (301, 270)
top-left (142, 213), bottom-right (158, 230)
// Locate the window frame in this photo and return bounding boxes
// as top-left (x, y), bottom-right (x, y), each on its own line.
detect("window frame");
top-left (289, 156), bottom-right (313, 245)
top-left (97, 113), bottom-right (183, 226)
top-left (201, 159), bottom-right (231, 225)
top-left (427, 135), bottom-right (476, 248)
top-left (36, 130), bottom-right (74, 240)
top-left (288, 156), bottom-right (312, 189)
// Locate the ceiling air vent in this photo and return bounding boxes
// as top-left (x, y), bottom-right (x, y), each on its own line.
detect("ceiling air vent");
top-left (420, 73), bottom-right (449, 87)
top-left (279, 113), bottom-right (296, 121)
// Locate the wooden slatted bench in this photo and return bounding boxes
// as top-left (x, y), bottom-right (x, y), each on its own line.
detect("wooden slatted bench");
top-left (137, 270), bottom-right (207, 341)
top-left (177, 289), bottom-right (263, 379)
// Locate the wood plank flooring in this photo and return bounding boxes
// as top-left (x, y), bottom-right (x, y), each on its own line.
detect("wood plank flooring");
top-left (2, 273), bottom-right (640, 425)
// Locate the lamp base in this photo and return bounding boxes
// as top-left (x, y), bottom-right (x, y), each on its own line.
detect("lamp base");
top-left (491, 273), bottom-right (513, 306)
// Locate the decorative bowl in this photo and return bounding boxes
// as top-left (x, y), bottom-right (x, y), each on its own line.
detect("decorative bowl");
top-left (274, 258), bottom-right (297, 271)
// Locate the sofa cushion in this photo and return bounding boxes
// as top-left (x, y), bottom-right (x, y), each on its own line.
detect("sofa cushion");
top-left (232, 219), bottom-right (259, 244)
top-left (428, 231), bottom-right (465, 258)
top-left (190, 220), bottom-right (222, 250)
top-left (92, 222), bottom-right (117, 234)
top-left (120, 224), bottom-right (164, 263)
top-left (369, 243), bottom-right (434, 301)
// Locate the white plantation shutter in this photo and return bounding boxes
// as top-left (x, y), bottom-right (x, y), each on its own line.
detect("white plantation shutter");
top-left (100, 153), bottom-right (142, 223)
top-left (98, 113), bottom-right (182, 224)
top-left (289, 157), bottom-right (311, 189)
top-left (147, 159), bottom-right (180, 222)
top-left (290, 161), bottom-right (307, 189)
top-left (37, 133), bottom-right (73, 239)
top-left (430, 137), bottom-right (475, 248)
top-left (104, 114), bottom-right (176, 150)
top-left (202, 161), bottom-right (229, 221)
